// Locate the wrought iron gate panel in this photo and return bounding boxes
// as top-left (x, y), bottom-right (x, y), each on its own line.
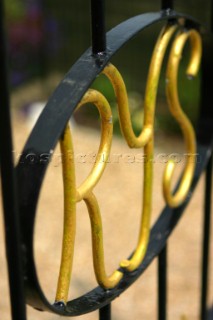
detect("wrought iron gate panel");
top-left (0, 1), bottom-right (212, 319)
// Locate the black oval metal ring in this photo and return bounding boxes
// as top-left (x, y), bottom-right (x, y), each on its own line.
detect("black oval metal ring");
top-left (16, 11), bottom-right (203, 316)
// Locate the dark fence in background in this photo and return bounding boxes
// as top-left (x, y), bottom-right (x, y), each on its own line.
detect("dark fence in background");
top-left (6, 0), bottom-right (212, 86)
top-left (0, 1), bottom-right (213, 320)
top-left (6, 0), bottom-right (212, 132)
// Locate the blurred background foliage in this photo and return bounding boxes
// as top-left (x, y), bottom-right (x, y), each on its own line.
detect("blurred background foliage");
top-left (5, 0), bottom-right (212, 134)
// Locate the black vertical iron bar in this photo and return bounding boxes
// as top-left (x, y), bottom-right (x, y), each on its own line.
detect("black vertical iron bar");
top-left (0, 2), bottom-right (26, 320)
top-left (99, 303), bottom-right (111, 320)
top-left (161, 0), bottom-right (174, 10)
top-left (158, 245), bottom-right (167, 320)
top-left (197, 0), bottom-right (213, 144)
top-left (90, 0), bottom-right (106, 54)
top-left (200, 152), bottom-right (212, 320)
top-left (211, 0), bottom-right (213, 33)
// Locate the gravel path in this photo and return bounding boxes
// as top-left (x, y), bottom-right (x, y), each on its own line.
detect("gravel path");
top-left (0, 111), bottom-right (212, 320)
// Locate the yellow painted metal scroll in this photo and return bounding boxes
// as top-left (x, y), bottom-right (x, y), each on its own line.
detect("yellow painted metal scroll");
top-left (55, 23), bottom-right (202, 304)
top-left (164, 29), bottom-right (202, 207)
top-left (103, 24), bottom-right (178, 271)
top-left (56, 89), bottom-right (122, 303)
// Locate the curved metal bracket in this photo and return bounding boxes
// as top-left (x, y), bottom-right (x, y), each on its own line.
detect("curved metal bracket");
top-left (16, 11), bottom-right (202, 316)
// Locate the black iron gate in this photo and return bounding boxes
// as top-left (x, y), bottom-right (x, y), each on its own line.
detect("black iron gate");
top-left (0, 1), bottom-right (212, 319)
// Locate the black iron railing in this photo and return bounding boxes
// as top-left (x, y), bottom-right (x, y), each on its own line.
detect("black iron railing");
top-left (0, 1), bottom-right (212, 320)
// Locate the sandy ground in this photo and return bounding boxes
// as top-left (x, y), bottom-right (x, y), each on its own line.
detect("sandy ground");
top-left (0, 94), bottom-right (213, 320)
